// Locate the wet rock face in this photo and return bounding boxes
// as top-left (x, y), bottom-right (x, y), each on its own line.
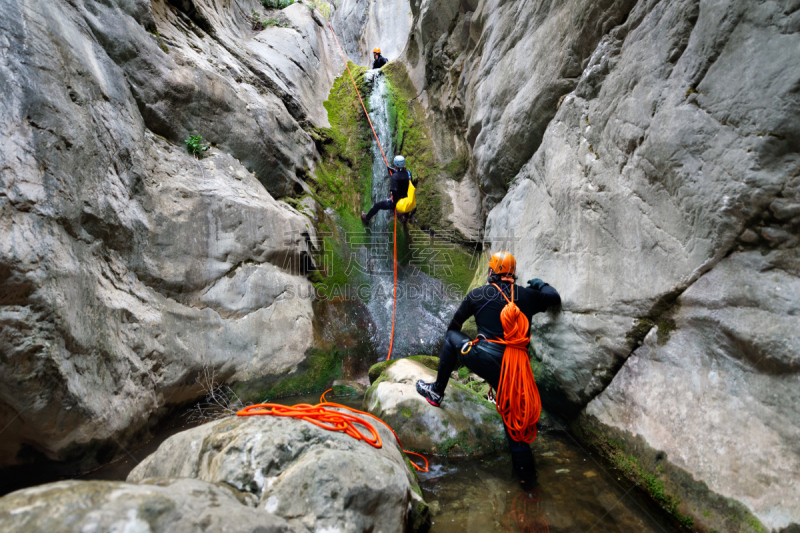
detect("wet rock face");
top-left (0, 479), bottom-right (302, 533)
top-left (364, 358), bottom-right (505, 456)
top-left (0, 0), bottom-right (330, 469)
top-left (127, 415), bottom-right (428, 533)
top-left (586, 251), bottom-right (800, 530)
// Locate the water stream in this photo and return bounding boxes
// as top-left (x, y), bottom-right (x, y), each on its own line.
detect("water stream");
top-left (356, 71), bottom-right (460, 359)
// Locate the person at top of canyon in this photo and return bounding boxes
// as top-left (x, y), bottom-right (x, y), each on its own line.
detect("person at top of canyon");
top-left (416, 251), bottom-right (561, 489)
top-left (361, 155), bottom-right (411, 225)
top-left (372, 47), bottom-right (388, 69)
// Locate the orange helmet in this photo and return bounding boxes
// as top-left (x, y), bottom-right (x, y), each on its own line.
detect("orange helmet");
top-left (488, 251), bottom-right (516, 276)
top-left (373, 47), bottom-right (381, 54)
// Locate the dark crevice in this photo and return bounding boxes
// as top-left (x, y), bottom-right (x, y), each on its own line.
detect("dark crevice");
top-left (167, 0), bottom-right (216, 38)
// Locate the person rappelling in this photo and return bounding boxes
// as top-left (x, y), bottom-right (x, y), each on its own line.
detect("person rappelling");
top-left (372, 47), bottom-right (388, 69)
top-left (415, 251), bottom-right (561, 488)
top-left (361, 155), bottom-right (413, 225)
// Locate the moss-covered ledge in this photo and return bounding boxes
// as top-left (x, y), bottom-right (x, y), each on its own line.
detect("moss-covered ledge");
top-left (574, 414), bottom-right (769, 533)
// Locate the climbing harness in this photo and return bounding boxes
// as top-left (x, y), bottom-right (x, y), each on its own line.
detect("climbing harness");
top-left (462, 283), bottom-right (542, 443)
top-left (327, 21), bottom-right (399, 360)
top-left (238, 389), bottom-right (428, 472)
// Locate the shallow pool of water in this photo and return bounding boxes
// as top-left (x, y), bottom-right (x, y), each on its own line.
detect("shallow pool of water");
top-left (419, 424), bottom-right (681, 533)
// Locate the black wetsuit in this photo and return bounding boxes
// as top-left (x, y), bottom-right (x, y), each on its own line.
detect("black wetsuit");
top-left (373, 54), bottom-right (388, 69)
top-left (364, 167), bottom-right (411, 221)
top-left (434, 279), bottom-right (560, 473)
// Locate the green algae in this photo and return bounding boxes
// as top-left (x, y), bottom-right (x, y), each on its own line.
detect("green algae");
top-left (382, 62), bottom-right (447, 233)
top-left (233, 348), bottom-right (345, 403)
top-left (574, 416), bottom-right (767, 533)
top-left (367, 355), bottom-right (441, 384)
top-left (312, 64), bottom-right (372, 216)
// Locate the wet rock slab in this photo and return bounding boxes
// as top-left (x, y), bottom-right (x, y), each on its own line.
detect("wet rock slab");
top-left (365, 357), bottom-right (506, 456)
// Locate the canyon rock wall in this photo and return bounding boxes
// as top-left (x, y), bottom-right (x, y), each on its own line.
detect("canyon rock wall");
top-left (332, 0), bottom-right (413, 67)
top-left (0, 0), bottom-right (338, 470)
top-left (399, 0), bottom-right (799, 529)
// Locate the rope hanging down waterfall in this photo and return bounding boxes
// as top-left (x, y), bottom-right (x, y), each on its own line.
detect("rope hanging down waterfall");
top-left (327, 21), bottom-right (398, 361)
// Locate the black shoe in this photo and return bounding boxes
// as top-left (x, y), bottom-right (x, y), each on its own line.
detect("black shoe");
top-left (361, 211), bottom-right (370, 225)
top-left (416, 380), bottom-right (443, 407)
top-left (511, 449), bottom-right (539, 489)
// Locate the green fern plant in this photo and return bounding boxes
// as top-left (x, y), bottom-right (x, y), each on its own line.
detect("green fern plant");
top-left (185, 135), bottom-right (209, 158)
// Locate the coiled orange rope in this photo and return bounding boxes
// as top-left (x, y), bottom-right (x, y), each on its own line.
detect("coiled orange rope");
top-left (237, 390), bottom-right (428, 472)
top-left (481, 283), bottom-right (542, 443)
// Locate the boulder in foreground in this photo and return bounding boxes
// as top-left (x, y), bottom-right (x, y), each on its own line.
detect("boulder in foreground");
top-left (0, 478), bottom-right (300, 532)
top-left (127, 414), bottom-right (428, 533)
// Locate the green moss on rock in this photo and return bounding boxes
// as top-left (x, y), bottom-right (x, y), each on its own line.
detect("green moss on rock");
top-left (367, 356), bottom-right (440, 384)
top-left (305, 65), bottom-right (376, 299)
top-left (574, 415), bottom-right (767, 533)
top-left (233, 348), bottom-right (345, 403)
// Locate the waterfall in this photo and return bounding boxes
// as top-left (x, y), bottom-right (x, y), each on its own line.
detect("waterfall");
top-left (359, 71), bottom-right (459, 360)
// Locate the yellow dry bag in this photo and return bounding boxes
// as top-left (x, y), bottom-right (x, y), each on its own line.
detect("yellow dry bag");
top-left (395, 180), bottom-right (416, 214)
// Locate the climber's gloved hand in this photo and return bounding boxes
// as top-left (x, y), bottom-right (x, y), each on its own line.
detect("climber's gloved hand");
top-left (527, 278), bottom-right (547, 291)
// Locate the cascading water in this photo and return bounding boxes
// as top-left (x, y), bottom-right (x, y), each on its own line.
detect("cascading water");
top-left (359, 70), bottom-right (460, 360)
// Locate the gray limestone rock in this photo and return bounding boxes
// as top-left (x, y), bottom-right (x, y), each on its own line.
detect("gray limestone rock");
top-left (0, 0), bottom-right (326, 469)
top-left (484, 0), bottom-right (800, 413)
top-left (364, 358), bottom-right (506, 456)
top-left (0, 479), bottom-right (301, 533)
top-left (586, 251), bottom-right (800, 530)
top-left (85, 0), bottom-right (342, 197)
top-left (396, 0), bottom-right (638, 237)
top-left (400, 0), bottom-right (799, 525)
top-left (332, 0), bottom-right (412, 67)
top-left (127, 415), bottom-right (428, 532)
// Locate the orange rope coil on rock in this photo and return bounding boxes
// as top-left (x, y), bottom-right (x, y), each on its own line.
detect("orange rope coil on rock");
top-left (467, 283), bottom-right (542, 443)
top-left (237, 390), bottom-right (428, 472)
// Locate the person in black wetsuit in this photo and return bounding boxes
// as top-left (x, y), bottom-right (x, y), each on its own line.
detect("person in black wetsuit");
top-left (416, 251), bottom-right (561, 488)
top-left (361, 155), bottom-right (412, 224)
top-left (372, 47), bottom-right (388, 69)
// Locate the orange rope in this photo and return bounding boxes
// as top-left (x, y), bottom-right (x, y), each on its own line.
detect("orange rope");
top-left (238, 390), bottom-right (428, 472)
top-left (326, 21), bottom-right (389, 167)
top-left (475, 283), bottom-right (541, 443)
top-left (326, 21), bottom-right (398, 361)
top-left (387, 210), bottom-right (397, 360)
